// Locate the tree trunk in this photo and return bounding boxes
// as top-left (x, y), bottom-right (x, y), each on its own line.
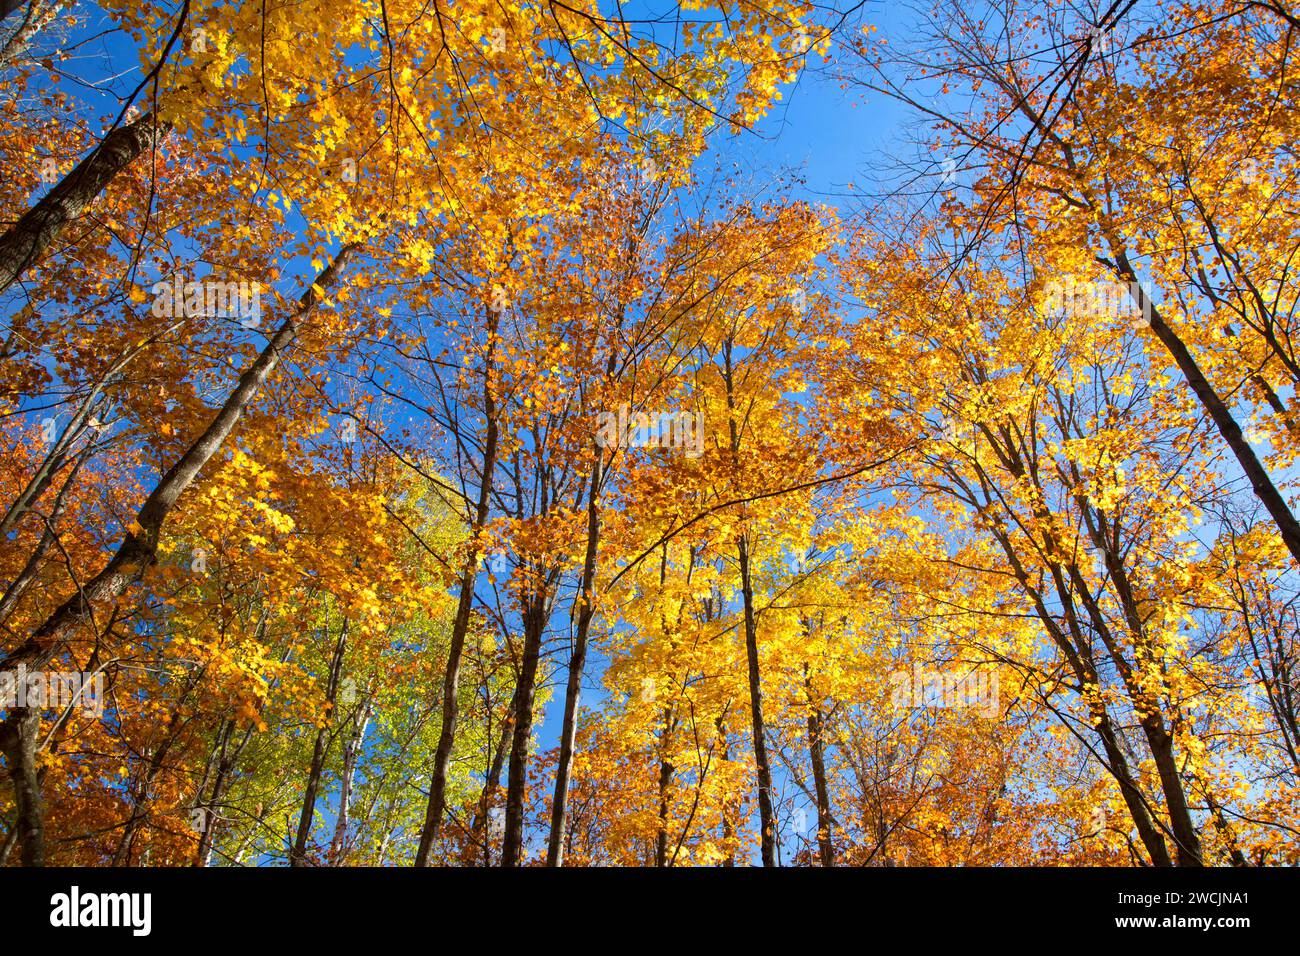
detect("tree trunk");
top-left (722, 338), bottom-right (777, 867)
top-left (465, 712), bottom-right (512, 866)
top-left (1143, 721), bottom-right (1203, 866)
top-left (0, 111), bottom-right (170, 293)
top-left (736, 534), bottom-right (777, 867)
top-left (290, 618), bottom-right (348, 866)
top-left (501, 598), bottom-right (545, 866)
top-left (654, 712), bottom-right (675, 867)
top-left (194, 719), bottom-right (253, 867)
top-left (716, 714), bottom-right (735, 867)
top-left (1056, 505), bottom-right (1203, 866)
top-left (413, 305), bottom-right (500, 866)
top-left (988, 525), bottom-right (1175, 865)
top-left (546, 455), bottom-right (602, 866)
top-left (1110, 247), bottom-right (1300, 567)
top-left (329, 695), bottom-right (371, 865)
top-left (804, 668), bottom-right (835, 867)
top-left (1, 243), bottom-right (359, 677)
top-left (0, 708), bottom-right (43, 865)
top-left (0, 0), bottom-right (74, 73)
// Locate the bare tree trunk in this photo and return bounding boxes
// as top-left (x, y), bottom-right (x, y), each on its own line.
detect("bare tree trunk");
top-left (722, 338), bottom-right (777, 867)
top-left (736, 535), bottom-right (777, 867)
top-left (654, 710), bottom-right (675, 867)
top-left (1108, 247), bottom-right (1300, 568)
top-left (329, 695), bottom-right (371, 865)
top-left (465, 712), bottom-right (512, 866)
top-left (987, 522), bottom-right (1175, 866)
top-left (194, 718), bottom-right (253, 867)
top-left (0, 111), bottom-right (169, 293)
top-left (804, 668), bottom-right (835, 867)
top-left (716, 714), bottom-right (735, 867)
top-left (501, 598), bottom-right (545, 867)
top-left (1061, 502), bottom-right (1204, 866)
top-left (413, 305), bottom-right (500, 866)
top-left (290, 618), bottom-right (348, 866)
top-left (1143, 721), bottom-right (1202, 866)
top-left (546, 455), bottom-right (602, 866)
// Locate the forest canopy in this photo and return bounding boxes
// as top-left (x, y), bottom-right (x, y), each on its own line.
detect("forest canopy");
top-left (1, 0), bottom-right (1299, 870)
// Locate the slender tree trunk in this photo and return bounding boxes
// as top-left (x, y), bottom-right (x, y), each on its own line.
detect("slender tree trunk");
top-left (329, 696), bottom-right (371, 865)
top-left (716, 714), bottom-right (735, 867)
top-left (112, 676), bottom-right (202, 865)
top-left (722, 338), bottom-right (777, 867)
top-left (546, 455), bottom-right (602, 866)
top-left (465, 712), bottom-right (512, 866)
top-left (1007, 77), bottom-right (1300, 568)
top-left (981, 435), bottom-right (1189, 866)
top-left (0, 447), bottom-right (86, 627)
top-left (411, 552), bottom-right (485, 864)
top-left (0, 111), bottom-right (170, 293)
top-left (107, 658), bottom-right (208, 866)
top-left (1060, 515), bottom-right (1204, 866)
top-left (804, 668), bottom-right (835, 867)
top-left (736, 535), bottom-right (777, 867)
top-left (654, 711), bottom-right (675, 867)
top-left (0, 0), bottom-right (74, 73)
top-left (1142, 722), bottom-right (1202, 866)
top-left (0, 389), bottom-right (106, 553)
top-left (192, 719), bottom-right (231, 867)
top-left (501, 598), bottom-right (545, 867)
top-left (413, 305), bottom-right (500, 866)
top-left (988, 525), bottom-right (1175, 865)
top-left (194, 719), bottom-right (253, 867)
top-left (290, 618), bottom-right (348, 866)
top-left (1110, 247), bottom-right (1300, 567)
top-left (0, 243), bottom-right (359, 677)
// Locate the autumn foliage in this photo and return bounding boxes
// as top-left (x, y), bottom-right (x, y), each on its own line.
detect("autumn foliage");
top-left (1, 0), bottom-right (1298, 868)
